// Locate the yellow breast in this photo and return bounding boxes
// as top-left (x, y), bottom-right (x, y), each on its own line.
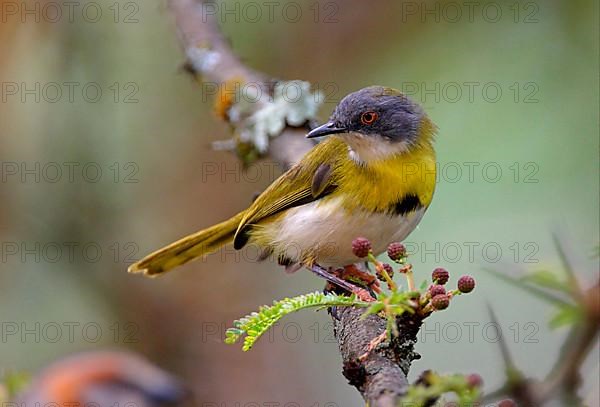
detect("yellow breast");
top-left (327, 139), bottom-right (437, 214)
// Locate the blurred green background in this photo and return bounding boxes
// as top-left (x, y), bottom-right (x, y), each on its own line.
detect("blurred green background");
top-left (0, 0), bottom-right (598, 405)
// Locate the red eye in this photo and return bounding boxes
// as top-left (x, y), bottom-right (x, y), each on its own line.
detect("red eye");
top-left (360, 111), bottom-right (378, 125)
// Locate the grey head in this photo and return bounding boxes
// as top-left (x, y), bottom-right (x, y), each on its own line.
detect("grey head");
top-left (307, 86), bottom-right (426, 146)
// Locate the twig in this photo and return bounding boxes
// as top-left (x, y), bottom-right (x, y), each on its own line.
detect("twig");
top-left (484, 281), bottom-right (600, 406)
top-left (170, 0), bottom-right (262, 84)
top-left (540, 281), bottom-right (600, 401)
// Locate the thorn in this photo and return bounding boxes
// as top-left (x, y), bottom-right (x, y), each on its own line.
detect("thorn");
top-left (486, 303), bottom-right (519, 375)
top-left (552, 232), bottom-right (584, 299)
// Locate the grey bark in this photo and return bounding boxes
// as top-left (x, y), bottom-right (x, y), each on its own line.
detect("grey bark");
top-left (332, 307), bottom-right (424, 406)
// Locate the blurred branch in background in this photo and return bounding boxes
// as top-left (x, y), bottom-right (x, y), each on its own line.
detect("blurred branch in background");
top-left (483, 236), bottom-right (599, 406)
top-left (170, 0), bottom-right (316, 169)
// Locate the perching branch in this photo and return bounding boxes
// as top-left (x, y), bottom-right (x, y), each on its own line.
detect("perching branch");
top-left (166, 0), bottom-right (423, 404)
top-left (169, 0), bottom-right (315, 169)
top-left (171, 0), bottom-right (262, 84)
top-left (332, 307), bottom-right (424, 406)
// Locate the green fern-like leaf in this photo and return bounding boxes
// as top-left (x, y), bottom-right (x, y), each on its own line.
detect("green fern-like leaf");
top-left (225, 291), bottom-right (368, 351)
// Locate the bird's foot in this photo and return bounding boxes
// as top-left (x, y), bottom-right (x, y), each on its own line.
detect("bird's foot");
top-left (308, 263), bottom-right (375, 302)
top-left (338, 264), bottom-right (381, 294)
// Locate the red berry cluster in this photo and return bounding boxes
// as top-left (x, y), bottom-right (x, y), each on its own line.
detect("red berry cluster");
top-left (426, 268), bottom-right (476, 312)
top-left (350, 238), bottom-right (411, 291)
top-left (349, 237), bottom-right (476, 313)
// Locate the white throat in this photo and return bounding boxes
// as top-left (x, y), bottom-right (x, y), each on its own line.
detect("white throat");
top-left (342, 132), bottom-right (409, 164)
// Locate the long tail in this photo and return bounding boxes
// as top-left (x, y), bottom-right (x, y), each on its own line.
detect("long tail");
top-left (128, 211), bottom-right (246, 277)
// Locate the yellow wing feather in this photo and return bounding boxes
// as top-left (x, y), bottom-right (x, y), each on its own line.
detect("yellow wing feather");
top-left (233, 138), bottom-right (347, 248)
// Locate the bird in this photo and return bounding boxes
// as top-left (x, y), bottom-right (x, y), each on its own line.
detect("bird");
top-left (128, 86), bottom-right (437, 298)
top-left (12, 351), bottom-right (187, 407)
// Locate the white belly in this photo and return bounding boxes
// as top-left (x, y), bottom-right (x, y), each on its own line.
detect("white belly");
top-left (262, 196), bottom-right (426, 267)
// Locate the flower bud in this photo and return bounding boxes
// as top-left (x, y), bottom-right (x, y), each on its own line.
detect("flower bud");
top-left (458, 275), bottom-right (476, 293)
top-left (431, 294), bottom-right (450, 310)
top-left (432, 268), bottom-right (449, 285)
top-left (351, 237), bottom-right (371, 258)
top-left (387, 242), bottom-right (407, 261)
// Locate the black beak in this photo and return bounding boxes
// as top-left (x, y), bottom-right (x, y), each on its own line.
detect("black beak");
top-left (306, 122), bottom-right (347, 138)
